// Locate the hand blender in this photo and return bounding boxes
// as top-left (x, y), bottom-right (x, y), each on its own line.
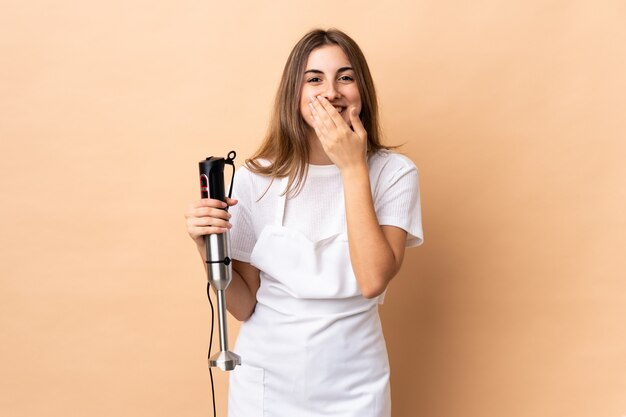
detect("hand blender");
top-left (199, 151), bottom-right (241, 371)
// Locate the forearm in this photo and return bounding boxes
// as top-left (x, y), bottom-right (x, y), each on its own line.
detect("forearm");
top-left (341, 163), bottom-right (397, 298)
top-left (196, 243), bottom-right (257, 321)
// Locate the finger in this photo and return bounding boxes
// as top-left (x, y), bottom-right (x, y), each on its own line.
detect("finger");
top-left (316, 96), bottom-right (348, 128)
top-left (309, 102), bottom-right (329, 137)
top-left (193, 206), bottom-right (232, 220)
top-left (310, 96), bottom-right (338, 129)
top-left (190, 226), bottom-right (229, 237)
top-left (223, 197), bottom-right (239, 212)
top-left (185, 203), bottom-right (229, 221)
top-left (190, 217), bottom-right (232, 229)
top-left (310, 110), bottom-right (328, 146)
top-left (194, 198), bottom-right (228, 209)
top-left (349, 107), bottom-right (367, 139)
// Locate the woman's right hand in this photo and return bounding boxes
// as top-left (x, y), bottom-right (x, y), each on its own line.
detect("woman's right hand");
top-left (184, 197), bottom-right (238, 247)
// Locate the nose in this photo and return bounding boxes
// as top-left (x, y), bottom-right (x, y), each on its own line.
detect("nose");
top-left (321, 82), bottom-right (341, 101)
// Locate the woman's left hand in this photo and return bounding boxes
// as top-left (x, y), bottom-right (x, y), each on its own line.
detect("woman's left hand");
top-left (308, 95), bottom-right (368, 172)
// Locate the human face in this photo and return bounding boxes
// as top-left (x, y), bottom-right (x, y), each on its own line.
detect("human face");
top-left (300, 45), bottom-right (362, 130)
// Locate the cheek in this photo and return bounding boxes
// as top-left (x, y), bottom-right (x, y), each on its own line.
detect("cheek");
top-left (299, 97), bottom-right (313, 124)
top-left (300, 86), bottom-right (314, 111)
top-left (300, 91), bottom-right (320, 113)
top-left (299, 90), bottom-right (308, 111)
top-left (351, 98), bottom-right (363, 117)
top-left (347, 89), bottom-right (362, 111)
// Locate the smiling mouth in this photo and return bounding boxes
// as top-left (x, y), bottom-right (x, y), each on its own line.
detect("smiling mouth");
top-left (334, 106), bottom-right (346, 114)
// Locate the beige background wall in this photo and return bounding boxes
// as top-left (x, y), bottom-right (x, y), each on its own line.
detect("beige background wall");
top-left (1, 1), bottom-right (625, 416)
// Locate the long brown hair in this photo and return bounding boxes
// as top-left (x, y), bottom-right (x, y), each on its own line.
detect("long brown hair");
top-left (246, 28), bottom-right (394, 197)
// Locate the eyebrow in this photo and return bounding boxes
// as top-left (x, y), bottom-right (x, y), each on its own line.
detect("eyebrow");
top-left (304, 66), bottom-right (354, 75)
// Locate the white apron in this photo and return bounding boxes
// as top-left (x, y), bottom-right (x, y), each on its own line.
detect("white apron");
top-left (228, 177), bottom-right (391, 417)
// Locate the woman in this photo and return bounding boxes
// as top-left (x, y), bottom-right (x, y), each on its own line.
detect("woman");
top-left (185, 28), bottom-right (423, 417)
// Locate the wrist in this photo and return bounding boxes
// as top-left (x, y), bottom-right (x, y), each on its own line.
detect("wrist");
top-left (340, 160), bottom-right (369, 181)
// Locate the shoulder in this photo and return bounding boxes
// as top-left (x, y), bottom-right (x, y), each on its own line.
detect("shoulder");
top-left (236, 158), bottom-right (271, 182)
top-left (368, 149), bottom-right (418, 178)
top-left (233, 159), bottom-right (280, 201)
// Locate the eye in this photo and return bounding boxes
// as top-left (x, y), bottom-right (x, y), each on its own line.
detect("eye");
top-left (306, 77), bottom-right (322, 83)
top-left (338, 75), bottom-right (354, 82)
